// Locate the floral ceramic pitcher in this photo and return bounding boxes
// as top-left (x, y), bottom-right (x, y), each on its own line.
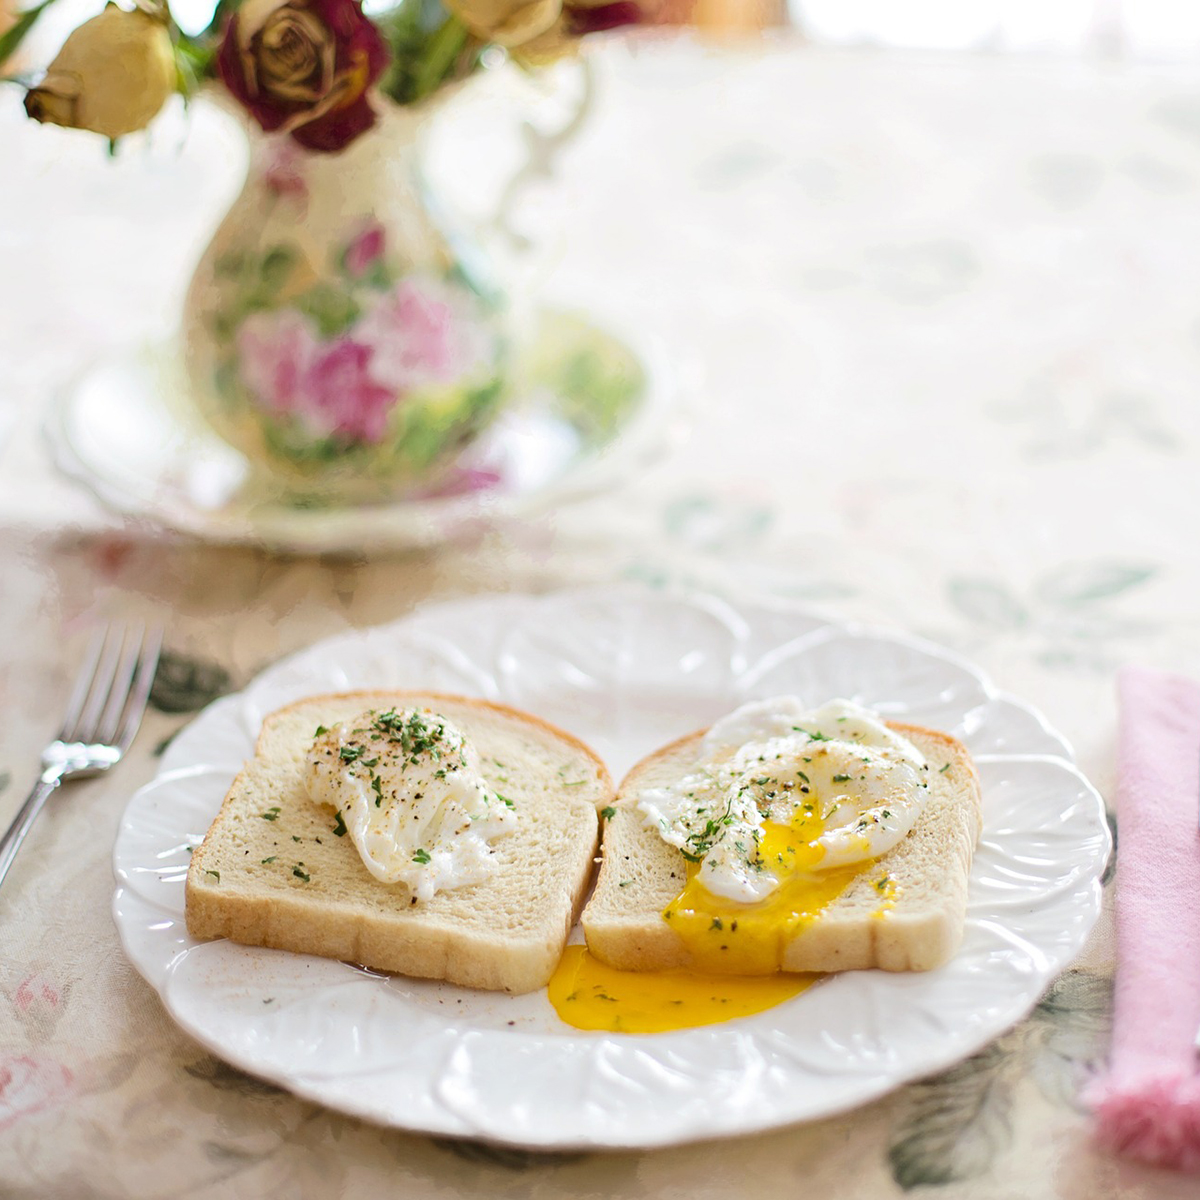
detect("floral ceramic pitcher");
top-left (183, 102), bottom-right (508, 503)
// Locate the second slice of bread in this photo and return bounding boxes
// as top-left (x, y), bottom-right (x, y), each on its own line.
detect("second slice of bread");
top-left (583, 722), bottom-right (981, 974)
top-left (186, 690), bottom-right (612, 994)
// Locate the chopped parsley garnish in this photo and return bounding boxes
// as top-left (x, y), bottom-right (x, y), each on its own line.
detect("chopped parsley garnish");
top-left (314, 725), bottom-right (328, 737)
top-left (292, 865), bottom-right (310, 882)
top-left (371, 774), bottom-right (384, 806)
top-left (332, 811), bottom-right (347, 837)
top-left (339, 745), bottom-right (367, 763)
top-left (292, 835), bottom-right (302, 842)
top-left (495, 792), bottom-right (515, 809)
top-left (600, 806), bottom-right (616, 821)
top-left (260, 807), bottom-right (281, 821)
top-left (619, 880), bottom-right (633, 888)
top-left (832, 774), bottom-right (852, 783)
top-left (261, 856), bottom-right (276, 864)
top-left (709, 917), bottom-right (724, 931)
top-left (939, 763), bottom-right (952, 773)
top-left (412, 848), bottom-right (432, 865)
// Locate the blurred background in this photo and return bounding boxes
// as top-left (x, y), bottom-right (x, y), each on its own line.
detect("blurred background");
top-left (10, 1), bottom-right (1200, 57)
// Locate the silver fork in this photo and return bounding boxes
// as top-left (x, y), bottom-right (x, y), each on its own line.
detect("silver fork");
top-left (0, 622), bottom-right (162, 890)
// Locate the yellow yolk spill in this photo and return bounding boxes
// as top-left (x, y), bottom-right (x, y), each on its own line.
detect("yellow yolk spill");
top-left (548, 946), bottom-right (817, 1034)
top-left (666, 810), bottom-right (875, 975)
top-left (549, 810), bottom-right (894, 1035)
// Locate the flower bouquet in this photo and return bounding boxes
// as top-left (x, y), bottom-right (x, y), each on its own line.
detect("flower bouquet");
top-left (5, 0), bottom-right (646, 503)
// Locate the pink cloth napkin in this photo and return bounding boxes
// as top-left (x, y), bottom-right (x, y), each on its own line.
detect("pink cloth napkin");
top-left (1086, 667), bottom-right (1200, 1169)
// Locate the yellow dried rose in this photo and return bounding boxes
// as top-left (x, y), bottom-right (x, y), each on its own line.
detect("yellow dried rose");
top-left (508, 16), bottom-right (575, 65)
top-left (442, 0), bottom-right (562, 48)
top-left (24, 3), bottom-right (175, 140)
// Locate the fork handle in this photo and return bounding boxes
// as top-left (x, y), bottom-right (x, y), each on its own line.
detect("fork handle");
top-left (0, 777), bottom-right (61, 891)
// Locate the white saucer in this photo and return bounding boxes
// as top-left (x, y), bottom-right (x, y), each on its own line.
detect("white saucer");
top-left (46, 311), bottom-right (681, 554)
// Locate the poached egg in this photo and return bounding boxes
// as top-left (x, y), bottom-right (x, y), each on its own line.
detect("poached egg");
top-left (549, 698), bottom-right (931, 1030)
top-left (306, 707), bottom-right (515, 903)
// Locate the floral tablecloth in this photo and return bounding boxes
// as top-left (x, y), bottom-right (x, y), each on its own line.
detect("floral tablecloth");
top-left (3, 35), bottom-right (1200, 1199)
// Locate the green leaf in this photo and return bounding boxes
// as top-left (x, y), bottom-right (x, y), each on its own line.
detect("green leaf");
top-left (433, 1137), bottom-right (586, 1169)
top-left (259, 245), bottom-right (298, 293)
top-left (295, 283), bottom-right (360, 338)
top-left (1036, 562), bottom-right (1155, 608)
top-left (946, 578), bottom-right (1028, 630)
top-left (412, 15), bottom-right (468, 101)
top-left (175, 36), bottom-right (217, 101)
top-left (1101, 809), bottom-right (1116, 886)
top-left (0, 0), bottom-right (56, 71)
top-left (1029, 969), bottom-right (1114, 1109)
top-left (887, 1043), bottom-right (1013, 1190)
top-left (149, 650), bottom-right (232, 714)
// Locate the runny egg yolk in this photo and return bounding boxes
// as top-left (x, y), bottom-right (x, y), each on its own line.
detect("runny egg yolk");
top-left (665, 808), bottom-right (874, 975)
top-left (549, 810), bottom-right (899, 1034)
top-left (547, 946), bottom-right (818, 1034)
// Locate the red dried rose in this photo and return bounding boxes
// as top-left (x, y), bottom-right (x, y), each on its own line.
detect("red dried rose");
top-left (217, 0), bottom-right (390, 154)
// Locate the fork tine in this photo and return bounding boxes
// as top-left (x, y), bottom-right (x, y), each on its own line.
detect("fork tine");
top-left (116, 625), bottom-right (162, 753)
top-left (95, 622), bottom-right (145, 746)
top-left (70, 623), bottom-right (126, 743)
top-left (57, 627), bottom-right (108, 742)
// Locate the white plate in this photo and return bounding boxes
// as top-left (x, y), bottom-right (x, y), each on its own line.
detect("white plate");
top-left (112, 587), bottom-right (1110, 1148)
top-left (47, 312), bottom-right (681, 555)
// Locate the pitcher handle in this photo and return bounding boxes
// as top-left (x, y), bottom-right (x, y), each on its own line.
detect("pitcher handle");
top-left (487, 57), bottom-right (596, 252)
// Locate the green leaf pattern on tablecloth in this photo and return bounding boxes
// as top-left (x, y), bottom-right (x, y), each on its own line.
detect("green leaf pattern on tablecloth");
top-left (888, 1041), bottom-right (1017, 1191)
top-left (885, 969), bottom-right (1114, 1189)
top-left (149, 650), bottom-right (234, 715)
top-left (946, 560), bottom-right (1157, 672)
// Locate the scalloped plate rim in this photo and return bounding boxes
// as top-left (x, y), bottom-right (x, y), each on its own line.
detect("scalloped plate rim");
top-left (110, 586), bottom-right (1111, 1147)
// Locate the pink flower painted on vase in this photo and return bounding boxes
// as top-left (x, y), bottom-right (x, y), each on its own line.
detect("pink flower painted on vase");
top-left (300, 338), bottom-right (397, 442)
top-left (344, 220), bottom-right (385, 277)
top-left (0, 1056), bottom-right (74, 1132)
top-left (261, 142), bottom-right (308, 203)
top-left (236, 310), bottom-right (320, 415)
top-left (355, 276), bottom-right (493, 396)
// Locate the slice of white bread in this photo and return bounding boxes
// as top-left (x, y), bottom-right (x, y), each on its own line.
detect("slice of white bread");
top-left (583, 721), bottom-right (982, 974)
top-left (185, 690), bottom-right (612, 994)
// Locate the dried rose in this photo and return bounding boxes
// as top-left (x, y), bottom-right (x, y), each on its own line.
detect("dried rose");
top-left (217, 0), bottom-right (390, 154)
top-left (511, 1), bottom-right (643, 64)
top-left (441, 0), bottom-right (563, 48)
top-left (23, 4), bottom-right (175, 141)
top-left (566, 0), bottom-right (645, 35)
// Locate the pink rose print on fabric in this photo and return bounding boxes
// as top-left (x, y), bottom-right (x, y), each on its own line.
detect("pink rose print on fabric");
top-left (0, 1056), bottom-right (74, 1132)
top-left (355, 276), bottom-right (492, 396)
top-left (344, 221), bottom-right (385, 278)
top-left (236, 311), bottom-right (320, 415)
top-left (14, 974), bottom-right (60, 1015)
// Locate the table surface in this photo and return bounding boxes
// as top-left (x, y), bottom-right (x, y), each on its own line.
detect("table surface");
top-left (3, 34), bottom-right (1200, 1199)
